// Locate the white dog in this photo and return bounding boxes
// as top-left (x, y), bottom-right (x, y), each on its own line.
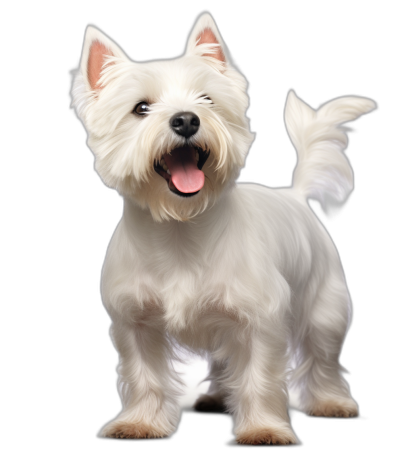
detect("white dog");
top-left (72, 13), bottom-right (375, 444)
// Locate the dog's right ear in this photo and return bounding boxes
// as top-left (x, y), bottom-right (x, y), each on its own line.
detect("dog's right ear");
top-left (79, 26), bottom-right (129, 91)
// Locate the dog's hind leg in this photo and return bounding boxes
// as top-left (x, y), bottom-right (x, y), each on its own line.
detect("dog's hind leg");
top-left (292, 270), bottom-right (358, 418)
top-left (100, 319), bottom-right (182, 438)
top-left (194, 359), bottom-right (227, 412)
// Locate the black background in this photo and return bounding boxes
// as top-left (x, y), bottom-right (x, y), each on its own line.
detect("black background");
top-left (40, 2), bottom-right (398, 465)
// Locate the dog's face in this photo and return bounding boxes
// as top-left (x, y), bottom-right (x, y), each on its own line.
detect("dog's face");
top-left (73, 14), bottom-right (254, 221)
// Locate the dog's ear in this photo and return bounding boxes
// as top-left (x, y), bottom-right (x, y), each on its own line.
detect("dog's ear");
top-left (79, 26), bottom-right (129, 91)
top-left (186, 13), bottom-right (228, 68)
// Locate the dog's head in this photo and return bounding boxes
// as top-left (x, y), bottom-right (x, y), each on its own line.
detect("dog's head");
top-left (72, 13), bottom-right (254, 221)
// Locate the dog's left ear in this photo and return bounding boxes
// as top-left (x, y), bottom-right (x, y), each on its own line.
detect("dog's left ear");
top-left (186, 13), bottom-right (228, 69)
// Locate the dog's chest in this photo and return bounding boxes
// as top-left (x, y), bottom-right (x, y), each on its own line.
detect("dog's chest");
top-left (146, 218), bottom-right (252, 290)
top-left (131, 212), bottom-right (279, 329)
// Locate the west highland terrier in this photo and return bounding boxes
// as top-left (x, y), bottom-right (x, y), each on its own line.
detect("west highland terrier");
top-left (72, 13), bottom-right (375, 444)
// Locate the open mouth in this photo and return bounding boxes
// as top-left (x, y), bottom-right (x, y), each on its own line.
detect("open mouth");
top-left (154, 145), bottom-right (210, 197)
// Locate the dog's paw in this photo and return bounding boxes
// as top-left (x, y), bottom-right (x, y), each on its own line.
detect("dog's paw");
top-left (308, 399), bottom-right (358, 418)
top-left (194, 393), bottom-right (226, 412)
top-left (101, 420), bottom-right (168, 439)
top-left (236, 426), bottom-right (297, 445)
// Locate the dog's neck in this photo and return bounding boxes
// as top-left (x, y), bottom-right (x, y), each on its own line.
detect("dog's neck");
top-left (122, 187), bottom-right (238, 244)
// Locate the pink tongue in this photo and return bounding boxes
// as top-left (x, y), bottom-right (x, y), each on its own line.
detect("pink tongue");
top-left (163, 147), bottom-right (204, 193)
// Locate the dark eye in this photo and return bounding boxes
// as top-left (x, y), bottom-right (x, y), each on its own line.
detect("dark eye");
top-left (133, 102), bottom-right (150, 115)
top-left (200, 95), bottom-right (213, 103)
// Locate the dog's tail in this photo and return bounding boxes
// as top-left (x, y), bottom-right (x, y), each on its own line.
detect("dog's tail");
top-left (284, 90), bottom-right (376, 208)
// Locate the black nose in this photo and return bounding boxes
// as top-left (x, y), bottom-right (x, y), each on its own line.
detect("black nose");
top-left (170, 112), bottom-right (200, 138)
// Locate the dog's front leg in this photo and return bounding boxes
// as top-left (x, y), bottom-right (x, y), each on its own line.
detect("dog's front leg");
top-left (222, 324), bottom-right (297, 445)
top-left (101, 318), bottom-right (181, 439)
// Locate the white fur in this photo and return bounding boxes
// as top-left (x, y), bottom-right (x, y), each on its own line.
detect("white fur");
top-left (72, 13), bottom-right (375, 443)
